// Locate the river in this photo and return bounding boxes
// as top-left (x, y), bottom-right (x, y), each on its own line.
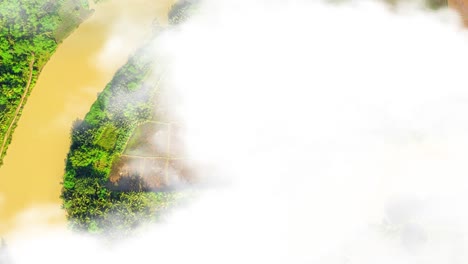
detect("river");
top-left (0, 0), bottom-right (174, 236)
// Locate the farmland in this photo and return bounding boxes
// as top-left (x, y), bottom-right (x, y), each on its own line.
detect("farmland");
top-left (110, 121), bottom-right (192, 191)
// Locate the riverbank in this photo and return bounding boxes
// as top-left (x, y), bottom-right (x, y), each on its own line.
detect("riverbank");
top-left (0, 58), bottom-right (35, 158)
top-left (0, 0), bottom-right (175, 237)
top-left (0, 0), bottom-right (93, 165)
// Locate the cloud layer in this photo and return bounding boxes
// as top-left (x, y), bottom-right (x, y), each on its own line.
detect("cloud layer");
top-left (3, 0), bottom-right (468, 263)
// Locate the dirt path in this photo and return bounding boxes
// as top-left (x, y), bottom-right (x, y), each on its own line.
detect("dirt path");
top-left (0, 57), bottom-right (35, 160)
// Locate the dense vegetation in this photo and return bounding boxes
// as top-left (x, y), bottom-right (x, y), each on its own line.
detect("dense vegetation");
top-left (0, 0), bottom-right (92, 165)
top-left (426, 0), bottom-right (447, 10)
top-left (63, 44), bottom-right (177, 234)
top-left (168, 0), bottom-right (200, 24)
top-left (62, 1), bottom-right (198, 235)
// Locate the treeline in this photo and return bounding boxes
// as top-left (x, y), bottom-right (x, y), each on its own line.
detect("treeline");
top-left (62, 0), bottom-right (197, 236)
top-left (62, 39), bottom-right (185, 235)
top-left (0, 0), bottom-right (92, 165)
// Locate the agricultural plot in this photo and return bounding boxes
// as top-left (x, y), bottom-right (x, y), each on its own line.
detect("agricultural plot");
top-left (123, 122), bottom-right (170, 157)
top-left (109, 121), bottom-right (192, 191)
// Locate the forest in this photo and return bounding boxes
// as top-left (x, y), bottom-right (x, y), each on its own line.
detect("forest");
top-left (61, 1), bottom-right (197, 235)
top-left (0, 0), bottom-right (93, 165)
top-left (63, 44), bottom-right (173, 234)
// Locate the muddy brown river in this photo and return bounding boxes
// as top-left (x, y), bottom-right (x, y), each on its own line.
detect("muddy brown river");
top-left (0, 0), bottom-right (174, 236)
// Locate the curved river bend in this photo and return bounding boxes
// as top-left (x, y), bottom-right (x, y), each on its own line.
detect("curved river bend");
top-left (0, 0), bottom-right (174, 236)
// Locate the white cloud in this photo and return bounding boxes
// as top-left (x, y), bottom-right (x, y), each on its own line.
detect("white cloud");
top-left (4, 0), bottom-right (468, 263)
top-left (90, 0), bottom-right (173, 73)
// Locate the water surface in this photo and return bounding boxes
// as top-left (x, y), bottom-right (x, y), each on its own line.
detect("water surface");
top-left (0, 0), bottom-right (175, 236)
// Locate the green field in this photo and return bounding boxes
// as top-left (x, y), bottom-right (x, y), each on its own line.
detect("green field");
top-left (124, 122), bottom-right (171, 157)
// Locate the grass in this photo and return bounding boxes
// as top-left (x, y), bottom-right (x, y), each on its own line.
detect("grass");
top-left (95, 124), bottom-right (118, 150)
